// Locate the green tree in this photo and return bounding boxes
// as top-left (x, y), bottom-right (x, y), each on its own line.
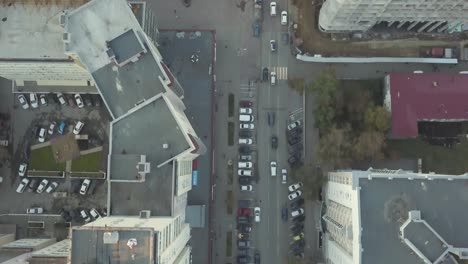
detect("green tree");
top-left (291, 166), bottom-right (327, 201)
top-left (316, 125), bottom-right (352, 168)
top-left (353, 131), bottom-right (386, 161)
top-left (364, 106), bottom-right (390, 132)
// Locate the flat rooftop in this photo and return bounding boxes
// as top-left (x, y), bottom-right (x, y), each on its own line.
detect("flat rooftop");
top-left (404, 221), bottom-right (446, 262)
top-left (0, 1), bottom-right (83, 60)
top-left (71, 228), bottom-right (154, 264)
top-left (359, 177), bottom-right (468, 264)
top-left (387, 73), bottom-right (468, 138)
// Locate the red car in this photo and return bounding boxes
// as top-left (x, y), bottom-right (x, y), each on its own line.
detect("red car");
top-left (239, 100), bottom-right (253, 107)
top-left (237, 207), bottom-right (251, 216)
top-left (192, 160), bottom-right (198, 170)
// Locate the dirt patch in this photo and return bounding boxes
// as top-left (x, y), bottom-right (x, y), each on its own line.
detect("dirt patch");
top-left (51, 134), bottom-right (80, 163)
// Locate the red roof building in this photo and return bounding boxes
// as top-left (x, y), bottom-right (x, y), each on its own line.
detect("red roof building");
top-left (385, 73), bottom-right (468, 138)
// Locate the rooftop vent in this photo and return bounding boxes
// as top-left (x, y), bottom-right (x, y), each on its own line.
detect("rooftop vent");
top-left (139, 210), bottom-right (151, 219)
top-left (433, 81), bottom-right (439, 87)
top-left (103, 231), bottom-right (119, 244)
top-left (59, 14), bottom-right (67, 27)
top-left (63, 33), bottom-right (70, 43)
top-left (163, 143), bottom-right (169, 149)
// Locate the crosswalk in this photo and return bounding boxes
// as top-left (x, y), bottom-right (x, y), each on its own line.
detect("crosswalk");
top-left (240, 83), bottom-right (256, 98)
top-left (269, 66), bottom-right (288, 80)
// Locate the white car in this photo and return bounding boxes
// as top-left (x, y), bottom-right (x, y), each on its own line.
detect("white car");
top-left (238, 162), bottom-right (253, 169)
top-left (75, 94), bottom-right (84, 108)
top-left (239, 138), bottom-right (253, 145)
top-left (238, 169), bottom-right (252, 176)
top-left (291, 208), bottom-right (304, 217)
top-left (80, 209), bottom-right (91, 223)
top-left (282, 169), bottom-right (287, 184)
top-left (281, 11), bottom-right (288, 25)
top-left (73, 121), bottom-right (84, 135)
top-left (288, 182), bottom-right (303, 192)
top-left (240, 185), bottom-right (253, 191)
top-left (48, 121), bottom-right (56, 135)
top-left (254, 207), bottom-right (261, 222)
top-left (29, 93), bottom-right (38, 108)
top-left (270, 1), bottom-right (277, 16)
top-left (270, 161), bottom-right (277, 177)
top-left (240, 123), bottom-right (254, 130)
top-left (57, 93), bottom-right (66, 105)
top-left (36, 179), bottom-right (49, 193)
top-left (17, 94), bottom-right (29, 109)
top-left (270, 71), bottom-right (276, 85)
top-left (287, 120), bottom-right (302, 131)
top-left (38, 128), bottom-right (46, 143)
top-left (239, 108), bottom-right (253, 114)
top-left (39, 94), bottom-right (47, 106)
top-left (18, 163), bottom-right (27, 177)
top-left (26, 207), bottom-right (44, 214)
top-left (16, 178), bottom-right (30, 193)
top-left (46, 182), bottom-right (59, 193)
top-left (288, 190), bottom-right (302, 201)
top-left (79, 179), bottom-right (91, 195)
top-left (90, 208), bottom-right (102, 219)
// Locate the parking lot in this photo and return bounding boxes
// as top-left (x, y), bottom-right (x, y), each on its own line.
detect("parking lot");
top-left (0, 78), bottom-right (109, 231)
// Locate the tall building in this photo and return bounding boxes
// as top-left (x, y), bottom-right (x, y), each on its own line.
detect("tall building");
top-left (318, 0), bottom-right (468, 33)
top-left (322, 169), bottom-right (468, 264)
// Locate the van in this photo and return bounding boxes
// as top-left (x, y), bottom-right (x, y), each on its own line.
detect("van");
top-left (238, 162), bottom-right (253, 169)
top-left (270, 161), bottom-right (277, 176)
top-left (270, 2), bottom-right (277, 16)
top-left (239, 114), bottom-right (254, 122)
top-left (270, 72), bottom-right (276, 85)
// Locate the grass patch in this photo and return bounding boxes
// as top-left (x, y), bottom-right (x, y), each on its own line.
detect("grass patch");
top-left (387, 138), bottom-right (468, 174)
top-left (228, 122), bottom-right (234, 146)
top-left (226, 231), bottom-right (233, 257)
top-left (227, 163), bottom-right (233, 185)
top-left (228, 93), bottom-right (234, 117)
top-left (71, 151), bottom-right (103, 172)
top-left (288, 78), bottom-right (305, 95)
top-left (30, 146), bottom-right (65, 171)
top-left (226, 190), bottom-right (233, 215)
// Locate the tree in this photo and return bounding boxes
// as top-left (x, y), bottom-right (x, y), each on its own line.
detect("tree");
top-left (316, 125), bottom-right (353, 168)
top-left (353, 131), bottom-right (386, 161)
top-left (287, 78), bottom-right (305, 95)
top-left (364, 106), bottom-right (390, 132)
top-left (291, 166), bottom-right (327, 201)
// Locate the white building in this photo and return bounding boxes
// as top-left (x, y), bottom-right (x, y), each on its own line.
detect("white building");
top-left (318, 0), bottom-right (468, 33)
top-left (323, 169), bottom-right (468, 264)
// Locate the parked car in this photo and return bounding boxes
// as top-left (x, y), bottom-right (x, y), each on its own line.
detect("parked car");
top-left (281, 207), bottom-right (288, 221)
top-left (255, 250), bottom-right (261, 264)
top-left (29, 93), bottom-right (38, 108)
top-left (239, 100), bottom-right (253, 107)
top-left (39, 94), bottom-right (47, 106)
top-left (291, 198), bottom-right (305, 210)
top-left (38, 127), bottom-right (46, 143)
top-left (239, 154), bottom-right (252, 161)
top-left (254, 207), bottom-right (261, 223)
top-left (291, 208), bottom-right (305, 217)
top-left (239, 146), bottom-right (252, 154)
top-left (80, 209), bottom-right (91, 223)
top-left (281, 169), bottom-right (287, 184)
top-left (58, 121), bottom-right (66, 134)
top-left (288, 142), bottom-right (303, 154)
top-left (46, 182), bottom-right (59, 193)
top-left (79, 179), bottom-right (91, 195)
top-left (240, 185), bottom-right (253, 191)
top-left (290, 223), bottom-right (304, 234)
top-left (270, 1), bottom-right (277, 16)
top-left (271, 135), bottom-right (278, 149)
top-left (239, 108), bottom-right (253, 114)
top-left (56, 93), bottom-right (67, 105)
top-left (73, 121), bottom-right (84, 135)
top-left (36, 179), bottom-right (49, 193)
top-left (237, 256), bottom-right (251, 264)
top-left (48, 121), bottom-right (56, 135)
top-left (239, 176), bottom-right (251, 185)
top-left (68, 95), bottom-right (75, 107)
top-left (27, 179), bottom-right (39, 192)
top-left (239, 138), bottom-right (253, 145)
top-left (16, 178), bottom-right (30, 193)
top-left (26, 207), bottom-right (44, 214)
top-left (262, 67), bottom-right (269, 81)
top-left (83, 94), bottom-right (93, 107)
top-left (17, 94), bottom-right (29, 109)
top-left (288, 155), bottom-right (300, 167)
top-left (238, 223), bottom-right (252, 233)
top-left (293, 215), bottom-right (305, 223)
top-left (288, 135), bottom-right (300, 146)
top-left (75, 94), bottom-right (84, 108)
top-left (90, 208), bottom-right (102, 219)
top-left (287, 120), bottom-right (302, 131)
top-left (18, 163), bottom-right (27, 177)
top-left (282, 32), bottom-right (290, 44)
top-left (238, 240), bottom-right (251, 248)
top-left (240, 123), bottom-right (255, 130)
top-left (237, 208), bottom-right (251, 216)
top-left (288, 182), bottom-right (303, 192)
top-left (238, 169), bottom-right (252, 176)
top-left (238, 162), bottom-right (253, 169)
top-left (238, 248), bottom-right (251, 256)
top-left (288, 190), bottom-right (302, 201)
top-left (292, 232), bottom-right (304, 241)
top-left (281, 11), bottom-right (288, 25)
top-left (59, 208), bottom-right (72, 222)
top-left (239, 130), bottom-right (252, 138)
top-left (267, 112), bottom-right (275, 127)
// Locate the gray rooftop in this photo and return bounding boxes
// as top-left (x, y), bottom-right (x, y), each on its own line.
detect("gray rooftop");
top-left (71, 228), bottom-right (154, 264)
top-left (107, 29), bottom-right (146, 65)
top-left (404, 221), bottom-right (446, 262)
top-left (359, 178), bottom-right (468, 264)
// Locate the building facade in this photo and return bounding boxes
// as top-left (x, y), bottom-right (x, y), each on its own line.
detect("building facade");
top-left (318, 0), bottom-right (468, 33)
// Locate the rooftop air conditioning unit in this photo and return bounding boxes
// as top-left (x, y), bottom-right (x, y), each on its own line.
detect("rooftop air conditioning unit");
top-left (139, 210), bottom-right (151, 219)
top-left (103, 231), bottom-right (119, 244)
top-left (163, 143), bottom-right (169, 149)
top-left (63, 33), bottom-right (71, 43)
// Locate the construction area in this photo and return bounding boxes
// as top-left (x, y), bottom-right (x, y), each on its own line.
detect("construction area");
top-left (291, 0), bottom-right (468, 58)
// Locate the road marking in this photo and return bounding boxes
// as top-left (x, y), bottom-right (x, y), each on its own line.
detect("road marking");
top-left (269, 66), bottom-right (288, 80)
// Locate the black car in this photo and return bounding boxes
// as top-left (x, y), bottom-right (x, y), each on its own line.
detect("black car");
top-left (239, 146), bottom-right (252, 154)
top-left (28, 179), bottom-right (39, 192)
top-left (288, 155), bottom-right (298, 166)
top-left (290, 223), bottom-right (304, 234)
top-left (288, 135), bottom-right (300, 146)
top-left (254, 250), bottom-right (260, 264)
top-left (288, 142), bottom-right (303, 155)
top-left (267, 112), bottom-right (275, 127)
top-left (238, 223), bottom-right (252, 233)
top-left (293, 215), bottom-right (305, 223)
top-left (83, 94), bottom-right (93, 107)
top-left (238, 248), bottom-right (251, 256)
top-left (239, 130), bottom-right (252, 138)
top-left (238, 255), bottom-right (252, 264)
top-left (291, 198), bottom-right (305, 210)
top-left (262, 67), bottom-right (269, 81)
top-left (271, 136), bottom-right (278, 149)
top-left (239, 176), bottom-right (251, 185)
top-left (239, 100), bottom-right (253, 107)
top-left (59, 208), bottom-right (72, 222)
top-left (290, 240), bottom-right (305, 251)
top-left (94, 95), bottom-right (102, 107)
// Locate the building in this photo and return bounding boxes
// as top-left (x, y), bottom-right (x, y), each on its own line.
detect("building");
top-left (384, 73), bottom-right (468, 139)
top-left (318, 0), bottom-right (468, 33)
top-left (322, 169), bottom-right (468, 264)
top-left (0, 0), bottom-right (159, 93)
top-left (62, 0), bottom-right (205, 262)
